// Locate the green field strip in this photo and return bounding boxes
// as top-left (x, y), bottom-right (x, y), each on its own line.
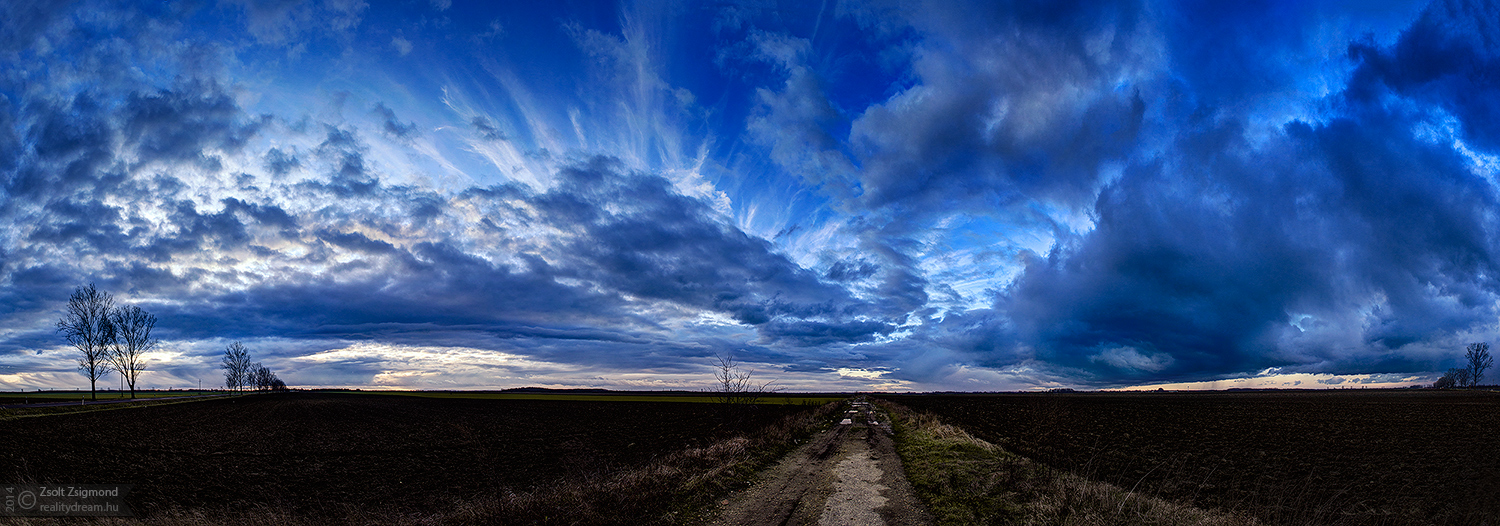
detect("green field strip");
top-left (0, 390), bottom-right (225, 402)
top-left (0, 393), bottom-right (239, 420)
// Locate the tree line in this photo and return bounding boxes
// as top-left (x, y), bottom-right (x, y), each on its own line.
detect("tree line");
top-left (221, 340), bottom-right (284, 391)
top-left (1434, 342), bottom-right (1493, 388)
top-left (55, 283), bottom-right (286, 398)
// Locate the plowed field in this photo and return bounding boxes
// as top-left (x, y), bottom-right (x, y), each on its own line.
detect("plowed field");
top-left (887, 390), bottom-right (1500, 525)
top-left (0, 392), bottom-right (804, 518)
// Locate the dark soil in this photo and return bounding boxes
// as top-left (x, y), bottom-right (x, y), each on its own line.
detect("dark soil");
top-left (885, 390), bottom-right (1500, 526)
top-left (0, 392), bottom-right (804, 519)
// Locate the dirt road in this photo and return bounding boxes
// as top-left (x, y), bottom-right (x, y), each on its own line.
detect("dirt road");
top-left (711, 397), bottom-right (930, 526)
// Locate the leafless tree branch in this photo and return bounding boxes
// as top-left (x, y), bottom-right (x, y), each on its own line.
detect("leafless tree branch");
top-left (1466, 342), bottom-right (1492, 387)
top-left (56, 283), bottom-right (114, 400)
top-left (222, 341), bottom-right (252, 392)
top-left (108, 304), bottom-right (157, 399)
top-left (712, 353), bottom-right (779, 405)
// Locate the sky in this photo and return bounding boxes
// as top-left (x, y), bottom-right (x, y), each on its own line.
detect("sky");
top-left (1, 0), bottom-right (1496, 392)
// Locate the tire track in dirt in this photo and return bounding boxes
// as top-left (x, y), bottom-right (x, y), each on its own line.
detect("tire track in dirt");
top-left (710, 397), bottom-right (930, 526)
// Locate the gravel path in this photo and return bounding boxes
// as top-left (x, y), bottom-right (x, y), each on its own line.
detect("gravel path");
top-left (710, 397), bottom-right (930, 526)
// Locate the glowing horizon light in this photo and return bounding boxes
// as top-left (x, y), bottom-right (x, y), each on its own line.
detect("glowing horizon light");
top-left (1112, 372), bottom-right (1436, 392)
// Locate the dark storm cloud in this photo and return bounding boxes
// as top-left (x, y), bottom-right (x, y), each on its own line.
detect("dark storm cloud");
top-left (532, 158), bottom-right (889, 346)
top-left (1015, 126), bottom-right (1492, 382)
top-left (825, 259), bottom-right (878, 282)
top-left (979, 0), bottom-right (1500, 385)
top-left (150, 240), bottom-right (632, 344)
top-left (1347, 0), bottom-right (1500, 150)
top-left (9, 94), bottom-right (119, 201)
top-left (134, 197), bottom-right (299, 262)
top-left (729, 0), bottom-right (1159, 362)
top-left (122, 148), bottom-right (864, 368)
top-left (861, 234), bottom-right (931, 319)
top-left (25, 198), bottom-right (128, 253)
top-left (263, 147), bottom-right (300, 176)
top-left (0, 97), bottom-right (20, 174)
top-left (1161, 0), bottom-right (1336, 106)
top-left (0, 0), bottom-right (75, 53)
top-left (469, 116), bottom-right (505, 141)
top-left (302, 125), bottom-right (379, 197)
top-left (120, 82), bottom-right (266, 169)
top-left (3, 80), bottom-right (267, 262)
top-left (845, 0), bottom-right (1151, 214)
top-left (317, 124), bottom-right (360, 151)
top-left (729, 0), bottom-right (1149, 225)
top-left (0, 264), bottom-right (77, 353)
top-left (316, 229), bottom-right (398, 255)
top-left (222, 0), bottom-right (369, 47)
top-left (371, 102), bottom-right (418, 141)
top-left (758, 319), bottom-right (894, 346)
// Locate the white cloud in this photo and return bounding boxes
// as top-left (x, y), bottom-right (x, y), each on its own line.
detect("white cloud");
top-left (1091, 346), bottom-right (1174, 372)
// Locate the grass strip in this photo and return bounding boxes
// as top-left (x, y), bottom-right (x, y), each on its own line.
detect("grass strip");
top-left (879, 400), bottom-right (1262, 526)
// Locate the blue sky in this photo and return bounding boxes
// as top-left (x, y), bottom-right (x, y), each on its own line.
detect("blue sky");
top-left (2, 0), bottom-right (1496, 391)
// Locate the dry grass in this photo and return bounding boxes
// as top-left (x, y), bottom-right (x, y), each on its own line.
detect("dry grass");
top-left (880, 400), bottom-right (1263, 526)
top-left (1, 402), bottom-right (841, 526)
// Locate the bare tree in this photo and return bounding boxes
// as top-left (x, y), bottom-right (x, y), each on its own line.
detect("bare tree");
top-left (1465, 342), bottom-right (1492, 387)
top-left (242, 362), bottom-right (285, 391)
top-left (263, 367), bottom-right (284, 390)
top-left (56, 283), bottom-right (115, 400)
top-left (108, 305), bottom-right (157, 399)
top-left (249, 363), bottom-right (269, 390)
top-left (712, 353), bottom-right (777, 405)
top-left (1454, 367), bottom-right (1473, 388)
top-left (222, 342), bottom-right (252, 392)
top-left (249, 363), bottom-right (263, 390)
